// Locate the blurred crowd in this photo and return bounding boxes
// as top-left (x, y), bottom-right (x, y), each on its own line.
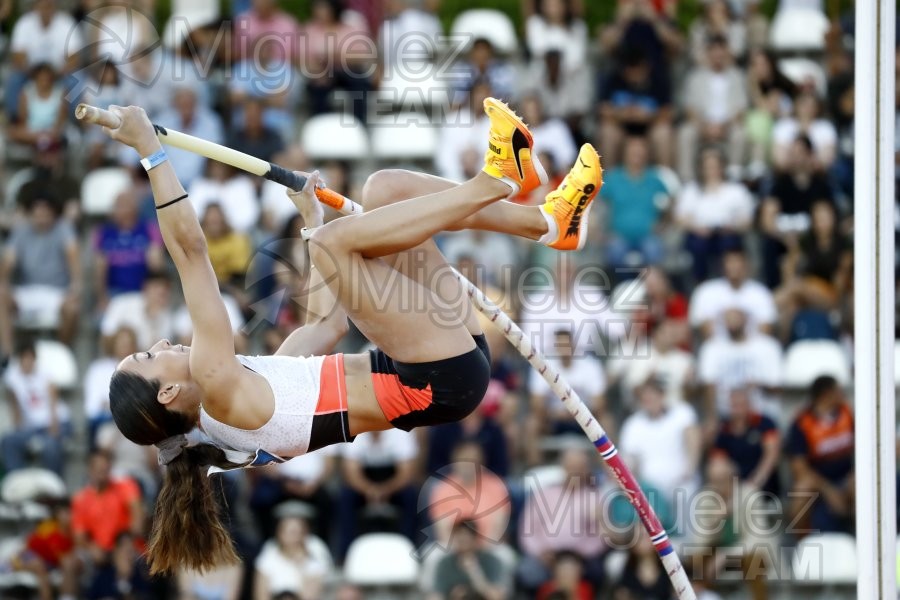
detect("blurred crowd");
top-left (0, 0), bottom-right (875, 598)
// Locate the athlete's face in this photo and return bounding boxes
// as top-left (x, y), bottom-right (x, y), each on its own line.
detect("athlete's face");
top-left (116, 339), bottom-right (191, 385)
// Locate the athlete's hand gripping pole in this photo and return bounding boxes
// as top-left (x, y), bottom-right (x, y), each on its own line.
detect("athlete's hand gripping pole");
top-left (75, 104), bottom-right (361, 216)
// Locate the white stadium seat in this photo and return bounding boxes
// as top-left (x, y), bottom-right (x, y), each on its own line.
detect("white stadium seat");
top-left (779, 58), bottom-right (827, 96)
top-left (792, 532), bottom-right (856, 583)
top-left (35, 339), bottom-right (79, 390)
top-left (344, 533), bottom-right (419, 586)
top-left (770, 8), bottom-right (829, 53)
top-left (81, 167), bottom-right (131, 217)
top-left (164, 0), bottom-right (220, 48)
top-left (783, 339), bottom-right (851, 388)
top-left (301, 113), bottom-right (369, 161)
top-left (523, 464), bottom-right (566, 496)
top-left (370, 114), bottom-right (438, 161)
top-left (0, 468), bottom-right (66, 503)
top-left (450, 9), bottom-right (519, 55)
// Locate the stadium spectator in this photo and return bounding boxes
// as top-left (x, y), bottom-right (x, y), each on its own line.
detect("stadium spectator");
top-left (8, 63), bottom-right (68, 156)
top-left (536, 551), bottom-right (595, 600)
top-left (85, 531), bottom-right (152, 599)
top-left (775, 199), bottom-right (851, 342)
top-left (427, 403), bottom-right (510, 478)
top-left (429, 520), bottom-right (511, 600)
top-left (440, 231), bottom-right (521, 290)
top-left (688, 0), bottom-right (747, 64)
top-left (772, 92), bottom-right (837, 171)
top-left (600, 135), bottom-right (669, 268)
top-left (525, 49), bottom-right (592, 132)
top-left (518, 446), bottom-right (607, 591)
top-left (599, 0), bottom-right (683, 80)
top-left (1, 339), bottom-right (70, 474)
top-left (15, 140), bottom-right (80, 217)
top-left (435, 80), bottom-right (492, 183)
top-left (620, 378), bottom-right (701, 531)
top-left (229, 36), bottom-right (300, 136)
top-left (249, 451), bottom-right (336, 541)
top-left (630, 267), bottom-right (690, 345)
top-left (201, 203), bottom-right (253, 287)
top-left (712, 387), bottom-right (781, 495)
top-left (100, 271), bottom-right (174, 349)
top-left (83, 327), bottom-right (139, 448)
top-left (6, 0), bottom-right (82, 118)
top-left (688, 456), bottom-right (776, 600)
top-left (759, 135), bottom-right (835, 288)
top-left (253, 502), bottom-right (332, 600)
top-left (676, 146), bottom-right (754, 282)
top-left (81, 61), bottom-right (126, 170)
top-left (598, 48), bottom-right (674, 167)
top-left (519, 93), bottom-right (578, 175)
top-left (233, 0), bottom-right (301, 64)
top-left (688, 246), bottom-right (776, 339)
top-left (0, 194), bottom-right (81, 357)
top-left (13, 499), bottom-right (79, 600)
top-left (118, 49), bottom-right (184, 121)
top-left (71, 450), bottom-right (144, 566)
top-left (173, 292), bottom-right (249, 354)
top-left (188, 161), bottom-right (260, 234)
top-left (454, 37), bottom-right (516, 102)
top-left (93, 190), bottom-right (165, 308)
top-left (526, 329), bottom-right (609, 464)
top-left (428, 440), bottom-right (511, 547)
top-left (338, 429), bottom-right (419, 559)
top-left (226, 96), bottom-right (287, 164)
top-left (697, 308), bottom-right (783, 433)
top-left (523, 0), bottom-right (588, 72)
top-left (786, 375), bottom-right (855, 535)
top-left (611, 527), bottom-right (674, 600)
top-left (617, 318), bottom-right (696, 409)
top-left (744, 49), bottom-right (796, 177)
top-left (300, 0), bottom-right (374, 123)
top-left (677, 35), bottom-right (748, 182)
top-left (153, 86), bottom-right (225, 187)
top-left (378, 0), bottom-right (442, 70)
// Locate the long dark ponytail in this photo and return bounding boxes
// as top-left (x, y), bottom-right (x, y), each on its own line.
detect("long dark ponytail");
top-left (109, 370), bottom-right (241, 574)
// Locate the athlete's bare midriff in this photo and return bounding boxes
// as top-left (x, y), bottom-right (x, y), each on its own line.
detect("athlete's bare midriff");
top-left (343, 352), bottom-right (392, 435)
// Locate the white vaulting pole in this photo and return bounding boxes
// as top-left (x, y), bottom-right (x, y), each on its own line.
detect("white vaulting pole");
top-left (854, 1), bottom-right (896, 598)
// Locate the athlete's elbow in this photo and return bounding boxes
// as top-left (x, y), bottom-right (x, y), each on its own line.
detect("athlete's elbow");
top-left (175, 234), bottom-right (208, 260)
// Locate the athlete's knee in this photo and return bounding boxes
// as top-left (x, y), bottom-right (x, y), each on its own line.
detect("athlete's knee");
top-left (307, 219), bottom-right (352, 266)
top-left (362, 169), bottom-right (416, 210)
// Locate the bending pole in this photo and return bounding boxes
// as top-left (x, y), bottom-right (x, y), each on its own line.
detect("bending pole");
top-left (79, 103), bottom-right (695, 598)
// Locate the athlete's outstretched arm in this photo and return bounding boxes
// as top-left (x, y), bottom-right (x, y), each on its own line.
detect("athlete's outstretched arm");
top-left (275, 172), bottom-right (349, 357)
top-left (101, 106), bottom-right (242, 395)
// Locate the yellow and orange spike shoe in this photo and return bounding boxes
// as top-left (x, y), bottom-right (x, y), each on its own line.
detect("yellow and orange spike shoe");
top-left (481, 97), bottom-right (548, 197)
top-left (539, 143), bottom-right (603, 251)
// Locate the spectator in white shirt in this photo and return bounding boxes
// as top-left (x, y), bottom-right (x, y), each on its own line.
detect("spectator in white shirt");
top-left (1, 340), bottom-right (70, 474)
top-left (676, 146), bottom-right (754, 282)
top-left (617, 318), bottom-right (696, 409)
top-left (188, 161), bottom-right (260, 234)
top-left (100, 271), bottom-right (175, 349)
top-left (519, 93), bottom-right (578, 178)
top-left (689, 246), bottom-right (777, 339)
top-left (526, 329), bottom-right (608, 464)
top-left (697, 308), bottom-right (783, 438)
top-left (435, 80), bottom-right (492, 183)
top-left (337, 429), bottom-right (419, 560)
top-left (620, 379), bottom-right (702, 533)
top-left (83, 326), bottom-right (139, 447)
top-left (771, 90), bottom-right (837, 171)
top-left (522, 0), bottom-right (588, 73)
top-left (7, 0), bottom-right (82, 118)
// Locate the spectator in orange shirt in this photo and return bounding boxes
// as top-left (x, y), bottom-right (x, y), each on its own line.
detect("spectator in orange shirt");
top-left (71, 450), bottom-right (145, 563)
top-left (428, 440), bottom-right (511, 547)
top-left (786, 375), bottom-right (854, 535)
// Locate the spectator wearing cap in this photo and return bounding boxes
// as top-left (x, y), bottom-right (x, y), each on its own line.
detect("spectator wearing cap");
top-left (620, 378), bottom-right (701, 533)
top-left (786, 375), bottom-right (855, 534)
top-left (759, 134), bottom-right (836, 288)
top-left (598, 47), bottom-right (674, 168)
top-left (337, 429), bottom-right (419, 560)
top-left (428, 520), bottom-right (511, 600)
top-left (526, 329), bottom-right (608, 465)
top-left (518, 446), bottom-right (607, 592)
top-left (677, 34), bottom-right (748, 182)
top-left (253, 501), bottom-right (332, 600)
top-left (675, 146), bottom-right (754, 282)
top-left (0, 194), bottom-right (81, 359)
top-left (1, 339), bottom-right (71, 474)
top-left (697, 308), bottom-right (783, 438)
top-left (93, 189), bottom-right (165, 310)
top-left (599, 135), bottom-right (670, 269)
top-left (688, 246), bottom-right (776, 340)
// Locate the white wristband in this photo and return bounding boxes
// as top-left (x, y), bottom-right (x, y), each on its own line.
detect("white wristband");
top-left (140, 149), bottom-right (168, 171)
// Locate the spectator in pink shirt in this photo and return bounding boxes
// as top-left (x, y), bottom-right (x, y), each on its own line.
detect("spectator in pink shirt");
top-left (517, 447), bottom-right (608, 593)
top-left (233, 0), bottom-right (301, 65)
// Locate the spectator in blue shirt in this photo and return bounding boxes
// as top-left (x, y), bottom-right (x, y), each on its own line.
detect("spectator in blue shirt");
top-left (600, 135), bottom-right (668, 270)
top-left (93, 190), bottom-right (165, 310)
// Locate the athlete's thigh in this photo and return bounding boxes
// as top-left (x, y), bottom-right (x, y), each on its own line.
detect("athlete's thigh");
top-left (311, 241), bottom-right (474, 363)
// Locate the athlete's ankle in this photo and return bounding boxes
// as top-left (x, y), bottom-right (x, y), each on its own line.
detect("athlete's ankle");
top-left (473, 171), bottom-right (514, 199)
